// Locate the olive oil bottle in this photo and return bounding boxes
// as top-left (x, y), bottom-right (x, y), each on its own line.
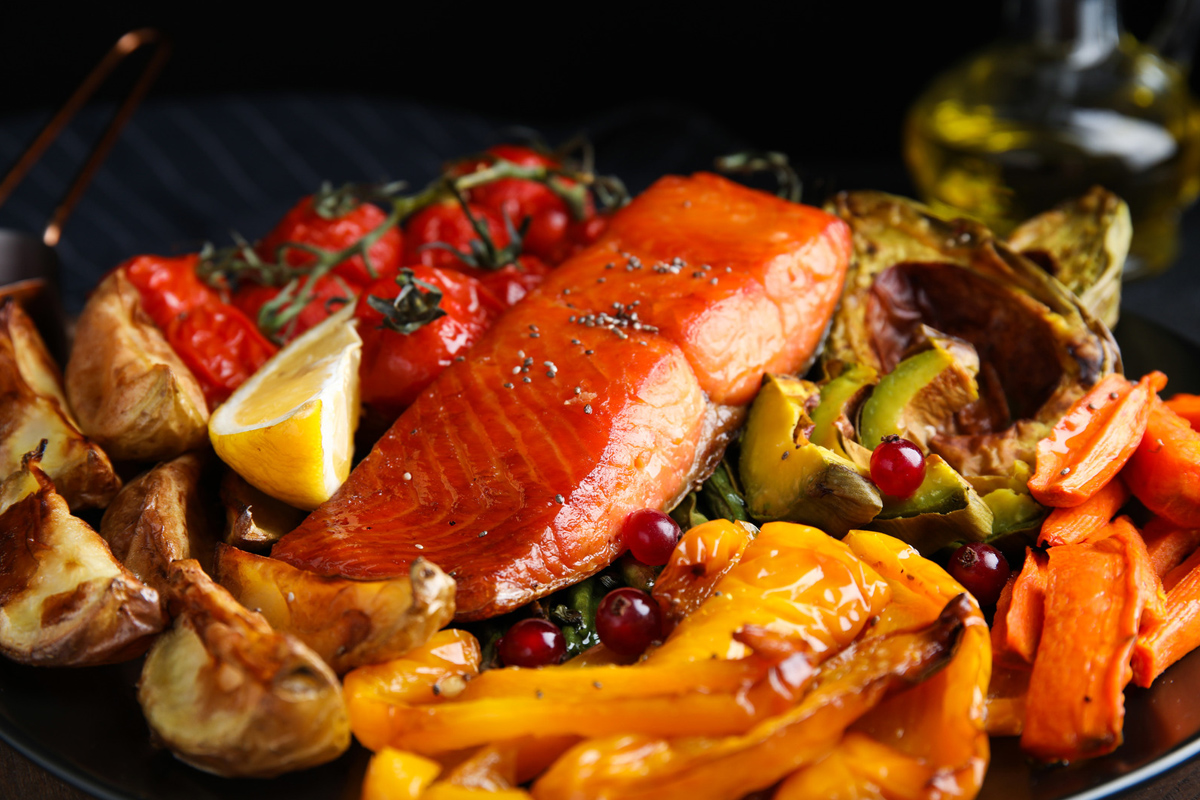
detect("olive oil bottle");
top-left (905, 0), bottom-right (1200, 277)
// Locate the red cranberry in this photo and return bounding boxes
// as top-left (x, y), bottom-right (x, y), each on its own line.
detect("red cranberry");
top-left (623, 508), bottom-right (682, 566)
top-left (595, 587), bottom-right (663, 656)
top-left (870, 435), bottom-right (927, 497)
top-left (948, 543), bottom-right (1011, 607)
top-left (497, 618), bottom-right (565, 667)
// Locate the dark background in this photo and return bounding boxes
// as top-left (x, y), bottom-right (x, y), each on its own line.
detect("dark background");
top-left (0, 1), bottom-right (1184, 164)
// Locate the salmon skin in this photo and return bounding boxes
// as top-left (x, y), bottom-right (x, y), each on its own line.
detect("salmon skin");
top-left (272, 173), bottom-right (852, 620)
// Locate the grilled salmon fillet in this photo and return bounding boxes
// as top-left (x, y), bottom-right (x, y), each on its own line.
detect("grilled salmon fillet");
top-left (272, 173), bottom-right (851, 620)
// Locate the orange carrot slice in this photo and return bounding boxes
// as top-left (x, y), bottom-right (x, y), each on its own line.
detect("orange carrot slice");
top-left (1029, 372), bottom-right (1166, 507)
top-left (1020, 524), bottom-right (1156, 762)
top-left (1125, 398), bottom-right (1200, 528)
top-left (1142, 516), bottom-right (1200, 581)
top-left (1132, 546), bottom-right (1200, 688)
top-left (1006, 548), bottom-right (1049, 664)
top-left (1165, 393), bottom-right (1200, 429)
top-left (991, 575), bottom-right (1016, 665)
top-left (1038, 477), bottom-right (1130, 546)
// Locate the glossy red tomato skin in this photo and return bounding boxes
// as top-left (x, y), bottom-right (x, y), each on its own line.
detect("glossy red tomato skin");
top-left (470, 255), bottom-right (549, 307)
top-left (122, 254), bottom-right (219, 325)
top-left (401, 200), bottom-right (510, 271)
top-left (257, 196), bottom-right (402, 287)
top-left (166, 303), bottom-right (277, 407)
top-left (232, 274), bottom-right (358, 343)
top-left (355, 265), bottom-right (504, 419)
top-left (467, 145), bottom-right (596, 266)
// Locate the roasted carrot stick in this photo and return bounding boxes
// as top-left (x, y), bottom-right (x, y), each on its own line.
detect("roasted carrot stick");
top-left (1132, 546), bottom-right (1200, 687)
top-left (1020, 526), bottom-right (1154, 762)
top-left (1142, 516), bottom-right (1200, 581)
top-left (1006, 548), bottom-right (1049, 664)
top-left (1166, 393), bottom-right (1200, 429)
top-left (1125, 398), bottom-right (1200, 528)
top-left (1038, 477), bottom-right (1130, 546)
top-left (1029, 372), bottom-right (1166, 507)
top-left (991, 575), bottom-right (1016, 665)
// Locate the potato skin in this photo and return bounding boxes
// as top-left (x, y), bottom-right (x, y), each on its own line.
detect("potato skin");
top-left (0, 298), bottom-right (121, 509)
top-left (216, 545), bottom-right (455, 674)
top-left (100, 452), bottom-right (217, 602)
top-left (65, 271), bottom-right (209, 462)
top-left (139, 559), bottom-right (350, 777)
top-left (0, 454), bottom-right (165, 665)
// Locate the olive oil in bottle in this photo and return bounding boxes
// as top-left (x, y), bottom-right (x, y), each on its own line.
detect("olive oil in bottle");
top-left (904, 0), bottom-right (1200, 278)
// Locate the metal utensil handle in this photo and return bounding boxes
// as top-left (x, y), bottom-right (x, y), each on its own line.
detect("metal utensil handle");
top-left (0, 28), bottom-right (170, 246)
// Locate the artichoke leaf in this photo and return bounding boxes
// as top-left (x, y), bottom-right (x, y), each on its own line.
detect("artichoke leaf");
top-left (1007, 186), bottom-right (1130, 330)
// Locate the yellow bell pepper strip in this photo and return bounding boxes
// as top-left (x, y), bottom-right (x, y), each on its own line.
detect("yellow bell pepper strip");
top-left (348, 522), bottom-right (886, 758)
top-left (1021, 518), bottom-right (1159, 762)
top-left (1029, 372), bottom-right (1165, 508)
top-left (1038, 477), bottom-right (1130, 546)
top-left (377, 653), bottom-right (815, 753)
top-left (361, 748), bottom-right (441, 800)
top-left (421, 788), bottom-right (533, 800)
top-left (439, 744), bottom-right (517, 791)
top-left (649, 522), bottom-right (892, 666)
top-left (841, 531), bottom-right (991, 799)
top-left (1125, 397), bottom-right (1200, 528)
top-left (774, 732), bottom-right (961, 800)
top-left (530, 596), bottom-right (970, 800)
top-left (346, 630), bottom-right (482, 753)
top-left (652, 519), bottom-right (753, 635)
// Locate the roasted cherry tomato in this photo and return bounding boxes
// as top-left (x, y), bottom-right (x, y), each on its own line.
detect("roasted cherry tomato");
top-left (470, 255), bottom-right (549, 307)
top-left (466, 145), bottom-right (595, 265)
top-left (257, 195), bottom-right (402, 287)
top-left (232, 273), bottom-right (358, 344)
top-left (122, 254), bottom-right (220, 326)
top-left (401, 200), bottom-right (511, 271)
top-left (165, 302), bottom-right (277, 407)
top-left (356, 265), bottom-right (504, 418)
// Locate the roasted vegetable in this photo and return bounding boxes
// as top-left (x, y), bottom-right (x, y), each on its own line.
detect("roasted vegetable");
top-left (857, 330), bottom-right (980, 451)
top-left (815, 531), bottom-right (991, 800)
top-left (65, 271), bottom-right (209, 462)
top-left (870, 454), bottom-right (993, 554)
top-left (138, 559), bottom-right (349, 777)
top-left (0, 448), bottom-right (164, 665)
top-left (531, 596), bottom-right (970, 800)
top-left (99, 452), bottom-right (216, 603)
top-left (0, 298), bottom-right (120, 509)
top-left (739, 374), bottom-right (881, 537)
top-left (1007, 186), bottom-right (1131, 330)
top-left (218, 469), bottom-right (305, 551)
top-left (825, 191), bottom-right (1120, 480)
top-left (215, 545), bottom-right (455, 674)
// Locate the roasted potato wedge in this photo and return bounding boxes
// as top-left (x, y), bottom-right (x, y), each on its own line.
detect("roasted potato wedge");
top-left (65, 271), bottom-right (209, 462)
top-left (100, 452), bottom-right (217, 602)
top-left (219, 469), bottom-right (305, 552)
top-left (139, 559), bottom-right (350, 777)
top-left (0, 298), bottom-right (120, 509)
top-left (216, 545), bottom-right (455, 674)
top-left (0, 449), bottom-right (165, 665)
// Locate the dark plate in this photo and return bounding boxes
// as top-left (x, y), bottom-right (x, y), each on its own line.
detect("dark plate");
top-left (0, 311), bottom-right (1192, 800)
top-left (2, 95), bottom-right (1199, 799)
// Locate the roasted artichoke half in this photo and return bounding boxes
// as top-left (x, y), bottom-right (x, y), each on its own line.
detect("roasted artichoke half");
top-left (1007, 186), bottom-right (1131, 330)
top-left (824, 191), bottom-right (1120, 482)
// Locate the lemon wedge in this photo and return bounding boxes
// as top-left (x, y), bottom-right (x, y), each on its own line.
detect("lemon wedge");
top-left (209, 304), bottom-right (362, 510)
